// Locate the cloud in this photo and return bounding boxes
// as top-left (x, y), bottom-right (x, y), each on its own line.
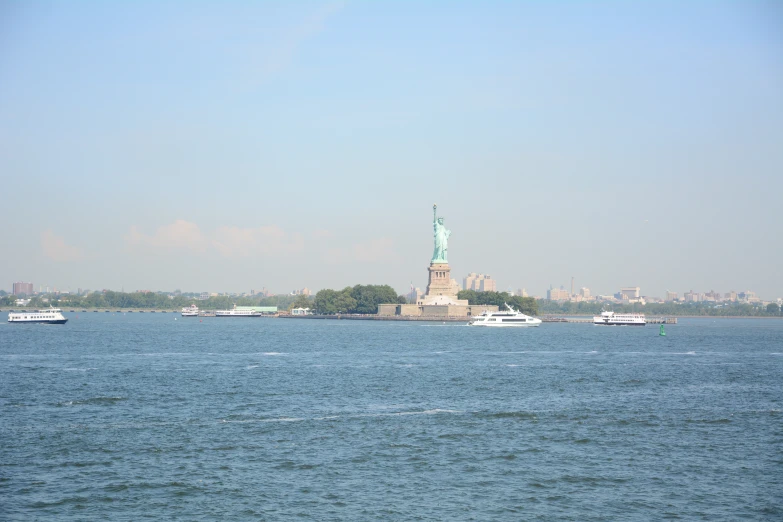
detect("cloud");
top-left (41, 230), bottom-right (84, 262)
top-left (324, 238), bottom-right (398, 264)
top-left (125, 219), bottom-right (208, 252)
top-left (312, 229), bottom-right (335, 239)
top-left (212, 225), bottom-right (304, 258)
top-left (125, 220), bottom-right (303, 258)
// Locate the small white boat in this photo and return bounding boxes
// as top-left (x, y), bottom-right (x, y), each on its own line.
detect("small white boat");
top-left (8, 307), bottom-right (68, 324)
top-left (468, 303), bottom-right (542, 327)
top-left (181, 305), bottom-right (199, 317)
top-left (593, 310), bottom-right (646, 326)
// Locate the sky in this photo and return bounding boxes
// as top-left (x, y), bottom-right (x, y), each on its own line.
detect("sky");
top-left (1, 1), bottom-right (781, 299)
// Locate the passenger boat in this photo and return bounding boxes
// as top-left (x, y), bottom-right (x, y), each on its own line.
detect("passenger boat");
top-left (181, 304), bottom-right (199, 317)
top-left (215, 305), bottom-right (262, 318)
top-left (8, 307), bottom-right (68, 324)
top-left (593, 310), bottom-right (646, 326)
top-left (468, 303), bottom-right (542, 327)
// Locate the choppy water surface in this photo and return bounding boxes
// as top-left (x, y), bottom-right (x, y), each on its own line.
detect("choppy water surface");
top-left (1, 314), bottom-right (781, 520)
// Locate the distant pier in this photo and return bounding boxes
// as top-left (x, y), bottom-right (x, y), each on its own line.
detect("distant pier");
top-left (280, 314), bottom-right (678, 324)
top-left (542, 316), bottom-right (678, 324)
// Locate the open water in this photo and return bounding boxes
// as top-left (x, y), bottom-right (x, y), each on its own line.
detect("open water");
top-left (1, 313), bottom-right (781, 520)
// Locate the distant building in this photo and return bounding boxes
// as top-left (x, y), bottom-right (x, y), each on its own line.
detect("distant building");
top-left (408, 286), bottom-right (424, 304)
top-left (291, 307), bottom-right (312, 315)
top-left (479, 278), bottom-right (496, 292)
top-left (738, 290), bottom-right (759, 303)
top-left (580, 287), bottom-right (591, 299)
top-left (684, 290), bottom-right (700, 302)
top-left (515, 288), bottom-right (528, 298)
top-left (12, 282), bottom-right (33, 296)
top-left (547, 287), bottom-right (569, 301)
top-left (463, 273), bottom-right (496, 292)
top-left (198, 292), bottom-right (210, 300)
top-left (620, 287), bottom-right (640, 299)
top-left (665, 290), bottom-right (678, 302)
top-left (703, 290), bottom-right (721, 302)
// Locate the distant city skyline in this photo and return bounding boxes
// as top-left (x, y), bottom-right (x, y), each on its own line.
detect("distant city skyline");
top-left (5, 278), bottom-right (779, 305)
top-left (1, 2), bottom-right (781, 299)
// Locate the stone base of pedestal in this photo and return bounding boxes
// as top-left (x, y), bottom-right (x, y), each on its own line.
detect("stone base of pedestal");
top-left (423, 263), bottom-right (461, 302)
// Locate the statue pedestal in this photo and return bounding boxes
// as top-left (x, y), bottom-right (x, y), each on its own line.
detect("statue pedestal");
top-left (420, 263), bottom-right (466, 305)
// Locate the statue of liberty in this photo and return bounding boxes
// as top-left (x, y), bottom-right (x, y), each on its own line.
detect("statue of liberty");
top-left (431, 204), bottom-right (451, 263)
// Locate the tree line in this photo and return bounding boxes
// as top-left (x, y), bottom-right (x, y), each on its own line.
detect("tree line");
top-left (314, 285), bottom-right (406, 315)
top-left (5, 289), bottom-right (776, 316)
top-left (0, 291), bottom-right (308, 311)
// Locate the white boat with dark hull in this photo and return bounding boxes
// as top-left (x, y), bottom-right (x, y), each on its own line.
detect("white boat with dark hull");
top-left (215, 305), bottom-right (262, 318)
top-left (593, 310), bottom-right (646, 326)
top-left (8, 307), bottom-right (68, 324)
top-left (468, 303), bottom-right (542, 327)
top-left (181, 305), bottom-right (199, 317)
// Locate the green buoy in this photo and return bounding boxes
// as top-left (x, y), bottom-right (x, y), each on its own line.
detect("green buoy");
top-left (660, 324), bottom-right (666, 336)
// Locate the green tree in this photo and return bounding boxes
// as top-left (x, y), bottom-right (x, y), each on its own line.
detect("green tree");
top-left (288, 294), bottom-right (312, 311)
top-left (507, 296), bottom-right (538, 316)
top-left (397, 294), bottom-right (408, 304)
top-left (349, 284), bottom-right (397, 314)
top-left (767, 303), bottom-right (780, 315)
top-left (314, 289), bottom-right (339, 314)
top-left (334, 288), bottom-right (358, 314)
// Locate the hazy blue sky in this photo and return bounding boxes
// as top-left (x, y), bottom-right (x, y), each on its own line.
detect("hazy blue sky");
top-left (1, 1), bottom-right (781, 298)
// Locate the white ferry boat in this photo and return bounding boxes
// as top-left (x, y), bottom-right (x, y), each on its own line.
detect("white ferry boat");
top-left (468, 303), bottom-right (542, 327)
top-left (215, 305), bottom-right (262, 318)
top-left (181, 304), bottom-right (199, 317)
top-left (593, 310), bottom-right (646, 326)
top-left (8, 307), bottom-right (68, 324)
